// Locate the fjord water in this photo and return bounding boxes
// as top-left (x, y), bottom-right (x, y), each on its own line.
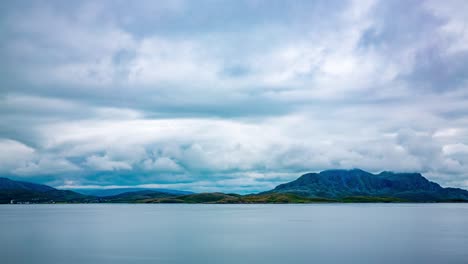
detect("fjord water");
top-left (1, 204), bottom-right (468, 264)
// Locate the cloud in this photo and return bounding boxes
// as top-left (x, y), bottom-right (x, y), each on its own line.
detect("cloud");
top-left (0, 139), bottom-right (80, 176)
top-left (443, 143), bottom-right (468, 156)
top-left (84, 155), bottom-right (132, 171)
top-left (424, 0), bottom-right (468, 54)
top-left (13, 157), bottom-right (80, 176)
top-left (1, 0), bottom-right (468, 191)
top-left (143, 157), bottom-right (183, 172)
top-left (0, 139), bottom-right (35, 172)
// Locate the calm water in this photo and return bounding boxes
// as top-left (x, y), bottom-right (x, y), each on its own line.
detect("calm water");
top-left (1, 204), bottom-right (468, 264)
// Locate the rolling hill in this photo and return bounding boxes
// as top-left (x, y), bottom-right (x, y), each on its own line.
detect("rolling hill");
top-left (0, 177), bottom-right (90, 203)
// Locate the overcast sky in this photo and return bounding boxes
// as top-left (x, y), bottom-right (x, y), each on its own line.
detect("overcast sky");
top-left (1, 0), bottom-right (468, 193)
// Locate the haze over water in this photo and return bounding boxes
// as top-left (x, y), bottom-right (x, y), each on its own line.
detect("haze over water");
top-left (1, 204), bottom-right (468, 264)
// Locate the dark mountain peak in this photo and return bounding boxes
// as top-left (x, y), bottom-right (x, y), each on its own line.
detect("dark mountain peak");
top-left (321, 168), bottom-right (367, 173)
top-left (293, 169), bottom-right (371, 183)
top-left (378, 171), bottom-right (423, 178)
top-left (377, 171), bottom-right (441, 191)
top-left (378, 171), bottom-right (397, 175)
top-left (269, 169), bottom-right (468, 202)
top-left (0, 177), bottom-right (89, 204)
top-left (0, 177), bottom-right (15, 183)
top-left (0, 177), bottom-right (55, 192)
top-left (297, 172), bottom-right (319, 179)
top-left (319, 168), bottom-right (373, 177)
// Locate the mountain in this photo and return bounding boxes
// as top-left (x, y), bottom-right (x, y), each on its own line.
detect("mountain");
top-left (0, 177), bottom-right (90, 204)
top-left (267, 169), bottom-right (468, 202)
top-left (70, 188), bottom-right (193, 197)
top-left (0, 177), bottom-right (55, 192)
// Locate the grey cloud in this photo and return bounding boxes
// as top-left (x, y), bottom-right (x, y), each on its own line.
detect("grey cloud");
top-left (1, 0), bottom-right (468, 192)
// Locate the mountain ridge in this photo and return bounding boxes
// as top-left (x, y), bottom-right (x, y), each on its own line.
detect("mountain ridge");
top-left (1, 169), bottom-right (468, 203)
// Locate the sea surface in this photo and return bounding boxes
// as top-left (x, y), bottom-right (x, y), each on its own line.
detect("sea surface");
top-left (1, 204), bottom-right (468, 264)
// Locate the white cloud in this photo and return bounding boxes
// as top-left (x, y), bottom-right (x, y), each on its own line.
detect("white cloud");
top-left (0, 139), bottom-right (80, 176)
top-left (425, 0), bottom-right (468, 54)
top-left (443, 143), bottom-right (468, 156)
top-left (0, 139), bottom-right (35, 172)
top-left (143, 157), bottom-right (183, 172)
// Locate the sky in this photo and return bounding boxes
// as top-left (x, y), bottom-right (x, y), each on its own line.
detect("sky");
top-left (1, 0), bottom-right (468, 193)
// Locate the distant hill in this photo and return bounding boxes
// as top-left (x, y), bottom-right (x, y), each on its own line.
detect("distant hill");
top-left (139, 192), bottom-right (336, 204)
top-left (99, 190), bottom-right (178, 203)
top-left (0, 177), bottom-right (55, 192)
top-left (71, 188), bottom-right (193, 197)
top-left (267, 169), bottom-right (468, 202)
top-left (0, 178), bottom-right (183, 204)
top-left (0, 177), bottom-right (89, 203)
